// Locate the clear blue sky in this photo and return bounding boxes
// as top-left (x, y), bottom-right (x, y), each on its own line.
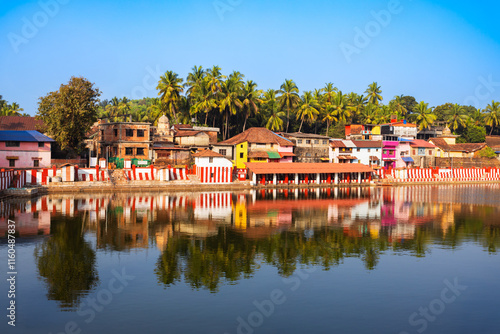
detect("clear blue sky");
top-left (1, 0), bottom-right (499, 115)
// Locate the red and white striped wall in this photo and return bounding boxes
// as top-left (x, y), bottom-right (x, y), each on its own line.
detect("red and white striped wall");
top-left (196, 166), bottom-right (232, 183)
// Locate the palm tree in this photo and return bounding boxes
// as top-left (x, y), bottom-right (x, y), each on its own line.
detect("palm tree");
top-left (444, 103), bottom-right (468, 132)
top-left (331, 91), bottom-right (352, 124)
top-left (262, 89), bottom-right (285, 131)
top-left (277, 79), bottom-right (301, 133)
top-left (191, 78), bottom-right (218, 125)
top-left (365, 82), bottom-right (383, 105)
top-left (347, 92), bottom-right (365, 123)
top-left (219, 71), bottom-right (244, 139)
top-left (412, 101), bottom-right (436, 131)
top-left (484, 100), bottom-right (500, 135)
top-left (322, 83), bottom-right (338, 104)
top-left (296, 91), bottom-right (319, 132)
top-left (157, 71), bottom-right (184, 123)
top-left (241, 80), bottom-right (262, 132)
top-left (185, 65), bottom-right (205, 96)
top-left (147, 98), bottom-right (166, 125)
top-left (390, 95), bottom-right (408, 119)
top-left (322, 104), bottom-right (337, 136)
top-left (359, 103), bottom-right (379, 124)
top-left (206, 65), bottom-right (225, 94)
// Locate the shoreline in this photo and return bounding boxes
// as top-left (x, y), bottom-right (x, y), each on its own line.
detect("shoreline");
top-left (31, 179), bottom-right (500, 194)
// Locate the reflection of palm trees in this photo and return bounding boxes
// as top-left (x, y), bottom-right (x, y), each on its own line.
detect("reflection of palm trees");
top-left (34, 216), bottom-right (98, 310)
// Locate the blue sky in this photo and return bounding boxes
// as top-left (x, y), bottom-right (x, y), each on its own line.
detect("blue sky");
top-left (1, 0), bottom-right (499, 115)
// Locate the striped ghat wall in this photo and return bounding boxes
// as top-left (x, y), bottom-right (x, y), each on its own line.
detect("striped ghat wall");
top-left (196, 166), bottom-right (232, 184)
top-left (384, 167), bottom-right (500, 182)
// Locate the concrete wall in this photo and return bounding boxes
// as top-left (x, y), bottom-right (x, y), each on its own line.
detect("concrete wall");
top-left (0, 141), bottom-right (51, 168)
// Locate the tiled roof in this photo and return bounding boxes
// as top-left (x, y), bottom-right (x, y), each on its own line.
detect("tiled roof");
top-left (410, 139), bottom-right (436, 148)
top-left (245, 162), bottom-right (374, 174)
top-left (219, 127), bottom-right (294, 146)
top-left (283, 132), bottom-right (330, 139)
top-left (486, 136), bottom-right (500, 149)
top-left (349, 124), bottom-right (364, 135)
top-left (430, 138), bottom-right (485, 152)
top-left (192, 149), bottom-right (224, 158)
top-left (0, 130), bottom-right (55, 142)
top-left (351, 140), bottom-right (383, 148)
top-left (330, 140), bottom-right (346, 148)
top-left (172, 124), bottom-right (193, 130)
top-left (0, 116), bottom-right (45, 131)
top-left (248, 151), bottom-right (270, 159)
top-left (175, 130), bottom-right (204, 137)
top-left (381, 121), bottom-right (417, 127)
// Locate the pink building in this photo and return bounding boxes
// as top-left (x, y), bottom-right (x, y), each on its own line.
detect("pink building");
top-left (0, 131), bottom-right (54, 168)
top-left (382, 141), bottom-right (398, 169)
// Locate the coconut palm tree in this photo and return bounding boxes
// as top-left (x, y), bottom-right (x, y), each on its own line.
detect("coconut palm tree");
top-left (241, 80), bottom-right (262, 132)
top-left (185, 65), bottom-right (205, 96)
top-left (347, 92), bottom-right (365, 123)
top-left (484, 100), bottom-right (500, 135)
top-left (412, 101), bottom-right (436, 131)
top-left (191, 78), bottom-right (218, 125)
top-left (147, 98), bottom-right (166, 125)
top-left (219, 71), bottom-right (244, 139)
top-left (389, 95), bottom-right (408, 119)
top-left (277, 79), bottom-right (301, 133)
top-left (444, 103), bottom-right (468, 132)
top-left (157, 71), bottom-right (184, 123)
top-left (206, 65), bottom-right (225, 94)
top-left (359, 103), bottom-right (379, 124)
top-left (322, 83), bottom-right (338, 104)
top-left (322, 104), bottom-right (337, 136)
top-left (296, 91), bottom-right (319, 132)
top-left (331, 91), bottom-right (352, 124)
top-left (262, 89), bottom-right (285, 131)
top-left (365, 82), bottom-right (383, 105)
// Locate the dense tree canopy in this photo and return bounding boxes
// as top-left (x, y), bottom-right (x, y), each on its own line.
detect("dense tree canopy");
top-left (37, 77), bottom-right (101, 153)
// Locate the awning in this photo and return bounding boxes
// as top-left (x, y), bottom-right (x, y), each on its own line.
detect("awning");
top-left (338, 155), bottom-right (357, 160)
top-left (279, 152), bottom-right (296, 157)
top-left (369, 156), bottom-right (380, 161)
top-left (248, 151), bottom-right (269, 159)
top-left (402, 157), bottom-right (414, 163)
top-left (6, 156), bottom-right (19, 160)
top-left (320, 158), bottom-right (330, 161)
top-left (267, 151), bottom-right (281, 159)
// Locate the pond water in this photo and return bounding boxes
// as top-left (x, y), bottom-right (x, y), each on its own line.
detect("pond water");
top-left (1, 184), bottom-right (500, 334)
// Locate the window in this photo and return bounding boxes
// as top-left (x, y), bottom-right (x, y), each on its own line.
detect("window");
top-left (240, 152), bottom-right (244, 158)
top-left (357, 148), bottom-right (360, 152)
top-left (240, 144), bottom-right (244, 148)
top-left (5, 141), bottom-right (20, 147)
top-left (112, 147), bottom-right (117, 156)
top-left (34, 159), bottom-right (39, 167)
top-left (136, 148), bottom-right (145, 155)
top-left (383, 150), bottom-right (387, 154)
top-left (368, 149), bottom-right (371, 152)
top-left (125, 147), bottom-right (134, 155)
top-left (209, 157), bottom-right (213, 163)
top-left (137, 129), bottom-right (144, 137)
top-left (9, 159), bottom-right (15, 167)
top-left (429, 150), bottom-right (432, 155)
top-left (306, 140), bottom-right (311, 144)
top-left (100, 130), bottom-right (104, 138)
top-left (306, 153), bottom-right (311, 157)
top-left (297, 139), bottom-right (302, 144)
top-left (413, 150), bottom-right (416, 155)
top-left (114, 129), bottom-right (118, 137)
top-left (314, 140), bottom-right (319, 144)
top-left (322, 140), bottom-right (328, 145)
top-left (126, 129), bottom-right (134, 137)
top-left (219, 149), bottom-right (227, 156)
top-left (38, 142), bottom-right (44, 148)
top-left (270, 143), bottom-right (274, 148)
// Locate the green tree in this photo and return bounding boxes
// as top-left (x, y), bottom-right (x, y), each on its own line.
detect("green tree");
top-left (364, 82), bottom-right (383, 105)
top-left (444, 103), bottom-right (468, 132)
top-left (278, 79), bottom-right (301, 133)
top-left (191, 78), bottom-right (218, 125)
top-left (331, 91), bottom-right (352, 124)
top-left (219, 71), bottom-right (244, 139)
top-left (484, 100), bottom-right (500, 135)
top-left (296, 91), bottom-right (319, 132)
top-left (412, 101), bottom-right (436, 131)
top-left (263, 89), bottom-right (285, 131)
top-left (241, 80), bottom-right (262, 132)
top-left (37, 76), bottom-right (101, 153)
top-left (389, 95), bottom-right (408, 119)
top-left (157, 71), bottom-right (184, 123)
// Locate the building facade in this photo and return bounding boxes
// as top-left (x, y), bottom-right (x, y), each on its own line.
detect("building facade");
top-left (0, 130), bottom-right (54, 168)
top-left (282, 132), bottom-right (330, 162)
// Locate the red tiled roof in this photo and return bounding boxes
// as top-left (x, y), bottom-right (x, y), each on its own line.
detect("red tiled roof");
top-left (330, 140), bottom-right (346, 148)
top-left (279, 152), bottom-right (296, 157)
top-left (430, 138), bottom-right (485, 152)
top-left (410, 139), bottom-right (436, 148)
top-left (486, 136), bottom-right (500, 149)
top-left (0, 116), bottom-right (45, 131)
top-left (175, 130), bottom-right (204, 137)
top-left (219, 127), bottom-right (294, 146)
top-left (245, 162), bottom-right (374, 174)
top-left (381, 121), bottom-right (417, 127)
top-left (349, 124), bottom-right (364, 135)
top-left (351, 140), bottom-right (383, 148)
top-left (338, 155), bottom-right (357, 160)
top-left (248, 151), bottom-right (270, 159)
top-left (192, 149), bottom-right (224, 157)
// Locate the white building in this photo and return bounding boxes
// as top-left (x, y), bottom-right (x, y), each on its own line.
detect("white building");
top-left (350, 140), bottom-right (383, 167)
top-left (193, 149), bottom-right (233, 183)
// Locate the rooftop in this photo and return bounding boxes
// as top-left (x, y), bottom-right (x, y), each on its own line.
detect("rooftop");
top-left (192, 149), bottom-right (224, 158)
top-left (219, 127), bottom-right (294, 146)
top-left (0, 130), bottom-right (55, 142)
top-left (0, 116), bottom-right (45, 131)
top-left (245, 162), bottom-right (374, 174)
top-left (410, 139), bottom-right (436, 148)
top-left (351, 140), bottom-right (383, 148)
top-left (430, 138), bottom-right (485, 152)
top-left (283, 132), bottom-right (331, 139)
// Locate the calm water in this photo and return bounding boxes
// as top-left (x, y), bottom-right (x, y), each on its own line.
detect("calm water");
top-left (1, 185), bottom-right (500, 334)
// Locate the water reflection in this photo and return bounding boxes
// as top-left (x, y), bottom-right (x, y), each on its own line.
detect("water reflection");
top-left (1, 184), bottom-right (499, 300)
